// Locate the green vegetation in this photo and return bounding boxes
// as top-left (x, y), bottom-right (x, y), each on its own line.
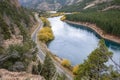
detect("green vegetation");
top-left (0, 40), bottom-right (37, 71)
top-left (0, 0), bottom-right (38, 72)
top-left (0, 46), bottom-right (4, 54)
top-left (114, 0), bottom-right (120, 4)
top-left (0, 15), bottom-right (11, 39)
top-left (41, 54), bottom-right (56, 80)
top-left (32, 61), bottom-right (42, 75)
top-left (65, 10), bottom-right (120, 36)
top-left (57, 73), bottom-right (67, 80)
top-left (0, 0), bottom-right (36, 40)
top-left (74, 39), bottom-right (120, 80)
top-left (40, 17), bottom-right (51, 27)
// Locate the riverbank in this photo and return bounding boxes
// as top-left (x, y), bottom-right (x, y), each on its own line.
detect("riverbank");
top-left (33, 16), bottom-right (74, 79)
top-left (65, 20), bottom-right (120, 44)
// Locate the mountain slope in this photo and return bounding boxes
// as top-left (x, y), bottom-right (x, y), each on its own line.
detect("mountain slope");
top-left (19, 0), bottom-right (82, 11)
top-left (59, 0), bottom-right (120, 12)
top-left (0, 0), bottom-right (39, 73)
top-left (0, 0), bottom-right (35, 41)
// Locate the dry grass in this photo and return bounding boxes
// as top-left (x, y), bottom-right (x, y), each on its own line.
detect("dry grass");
top-left (0, 69), bottom-right (45, 80)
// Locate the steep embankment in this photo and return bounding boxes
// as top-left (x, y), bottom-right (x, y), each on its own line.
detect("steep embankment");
top-left (0, 0), bottom-right (40, 74)
top-left (0, 0), bottom-right (36, 47)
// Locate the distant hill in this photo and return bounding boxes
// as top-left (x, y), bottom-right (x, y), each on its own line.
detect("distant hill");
top-left (58, 0), bottom-right (120, 12)
top-left (19, 0), bottom-right (82, 11)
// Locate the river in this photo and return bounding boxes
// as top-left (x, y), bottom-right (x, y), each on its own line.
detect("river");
top-left (48, 16), bottom-right (120, 66)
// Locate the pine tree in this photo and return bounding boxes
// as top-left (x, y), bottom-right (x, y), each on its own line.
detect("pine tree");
top-left (41, 54), bottom-right (56, 80)
top-left (75, 39), bottom-right (113, 80)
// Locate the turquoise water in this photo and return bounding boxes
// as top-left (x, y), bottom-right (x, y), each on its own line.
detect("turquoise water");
top-left (48, 16), bottom-right (120, 66)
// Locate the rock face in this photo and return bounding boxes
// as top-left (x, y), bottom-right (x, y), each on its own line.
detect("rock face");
top-left (19, 0), bottom-right (81, 11)
top-left (0, 69), bottom-right (45, 80)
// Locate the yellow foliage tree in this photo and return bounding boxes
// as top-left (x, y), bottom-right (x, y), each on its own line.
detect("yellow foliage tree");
top-left (73, 65), bottom-right (79, 75)
top-left (38, 27), bottom-right (54, 43)
top-left (40, 17), bottom-right (50, 27)
top-left (61, 59), bottom-right (71, 68)
top-left (60, 16), bottom-right (66, 21)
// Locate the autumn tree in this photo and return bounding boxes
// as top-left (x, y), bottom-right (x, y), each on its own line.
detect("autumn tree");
top-left (61, 59), bottom-right (71, 68)
top-left (73, 65), bottom-right (79, 75)
top-left (38, 27), bottom-right (54, 43)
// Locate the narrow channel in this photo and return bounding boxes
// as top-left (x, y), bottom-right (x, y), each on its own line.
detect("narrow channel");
top-left (48, 16), bottom-right (120, 66)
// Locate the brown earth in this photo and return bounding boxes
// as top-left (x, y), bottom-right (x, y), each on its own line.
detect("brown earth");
top-left (0, 69), bottom-right (45, 80)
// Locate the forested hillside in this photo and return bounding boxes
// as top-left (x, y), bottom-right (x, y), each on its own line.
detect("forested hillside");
top-left (0, 0), bottom-right (36, 40)
top-left (65, 10), bottom-right (120, 36)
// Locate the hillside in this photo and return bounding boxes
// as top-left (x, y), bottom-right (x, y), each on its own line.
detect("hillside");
top-left (0, 0), bottom-right (39, 73)
top-left (59, 0), bottom-right (120, 12)
top-left (19, 0), bottom-right (82, 11)
top-left (65, 10), bottom-right (120, 36)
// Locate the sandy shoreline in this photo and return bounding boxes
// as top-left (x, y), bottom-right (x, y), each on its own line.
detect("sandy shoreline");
top-left (65, 20), bottom-right (120, 44)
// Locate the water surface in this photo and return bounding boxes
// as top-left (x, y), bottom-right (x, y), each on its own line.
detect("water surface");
top-left (48, 16), bottom-right (120, 66)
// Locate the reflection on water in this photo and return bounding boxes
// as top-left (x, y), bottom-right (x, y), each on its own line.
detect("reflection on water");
top-left (48, 16), bottom-right (120, 66)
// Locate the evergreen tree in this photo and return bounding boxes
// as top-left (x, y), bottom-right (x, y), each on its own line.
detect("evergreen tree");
top-left (65, 11), bottom-right (120, 36)
top-left (75, 39), bottom-right (113, 80)
top-left (57, 73), bottom-right (67, 80)
top-left (41, 54), bottom-right (56, 80)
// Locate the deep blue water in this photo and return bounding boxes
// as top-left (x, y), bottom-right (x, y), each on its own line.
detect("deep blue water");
top-left (48, 16), bottom-right (120, 66)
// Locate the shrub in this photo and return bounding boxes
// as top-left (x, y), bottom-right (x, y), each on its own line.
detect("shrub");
top-left (38, 27), bottom-right (54, 43)
top-left (60, 16), bottom-right (66, 21)
top-left (73, 65), bottom-right (79, 75)
top-left (40, 17), bottom-right (50, 27)
top-left (61, 59), bottom-right (71, 68)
